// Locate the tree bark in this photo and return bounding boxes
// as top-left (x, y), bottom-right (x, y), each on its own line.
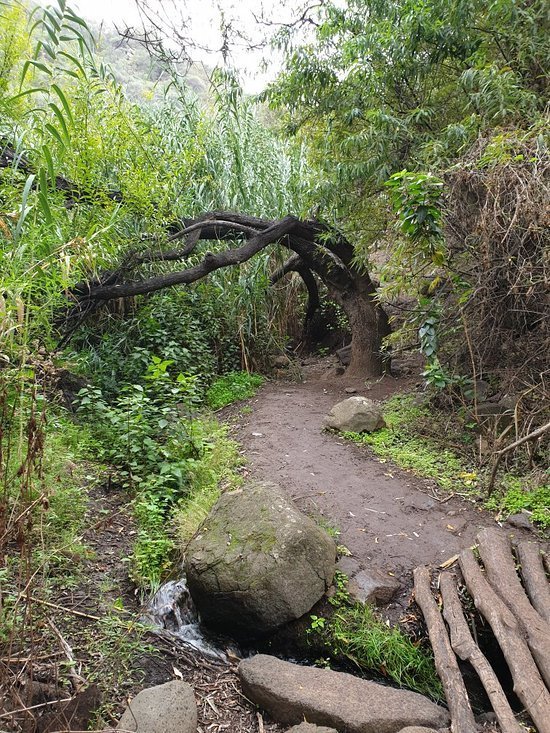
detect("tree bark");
top-left (459, 547), bottom-right (550, 733)
top-left (337, 282), bottom-right (390, 377)
top-left (413, 565), bottom-right (476, 733)
top-left (516, 541), bottom-right (550, 623)
top-left (477, 528), bottom-right (550, 688)
top-left (440, 573), bottom-right (523, 733)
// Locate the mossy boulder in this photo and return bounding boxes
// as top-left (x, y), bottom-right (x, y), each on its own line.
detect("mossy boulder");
top-left (185, 481), bottom-right (336, 638)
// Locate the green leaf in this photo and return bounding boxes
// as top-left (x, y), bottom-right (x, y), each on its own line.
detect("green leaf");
top-left (51, 84), bottom-right (74, 125)
top-left (44, 123), bottom-right (65, 149)
top-left (48, 102), bottom-right (71, 144)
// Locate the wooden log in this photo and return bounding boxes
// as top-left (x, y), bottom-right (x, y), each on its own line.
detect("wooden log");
top-left (440, 573), bottom-right (523, 733)
top-left (413, 565), bottom-right (476, 733)
top-left (476, 528), bottom-right (550, 688)
top-left (516, 541), bottom-right (550, 623)
top-left (460, 548), bottom-right (550, 733)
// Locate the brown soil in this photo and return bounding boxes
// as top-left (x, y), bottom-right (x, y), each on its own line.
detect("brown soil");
top-left (234, 363), bottom-right (532, 608)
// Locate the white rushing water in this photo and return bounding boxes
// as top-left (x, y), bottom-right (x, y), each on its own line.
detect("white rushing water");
top-left (144, 577), bottom-right (227, 660)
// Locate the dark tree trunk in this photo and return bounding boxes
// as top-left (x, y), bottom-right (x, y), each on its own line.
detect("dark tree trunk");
top-left (330, 273), bottom-right (390, 377)
top-left (66, 212), bottom-right (390, 378)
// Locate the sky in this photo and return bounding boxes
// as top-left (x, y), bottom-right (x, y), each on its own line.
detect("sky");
top-left (37, 0), bottom-right (290, 92)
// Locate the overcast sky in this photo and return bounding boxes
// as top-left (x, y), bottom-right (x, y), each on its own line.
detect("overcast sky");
top-left (37, 0), bottom-right (289, 91)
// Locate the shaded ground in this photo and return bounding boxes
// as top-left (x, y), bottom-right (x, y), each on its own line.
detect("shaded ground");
top-left (1, 479), bottom-right (283, 733)
top-left (234, 363), bottom-right (532, 608)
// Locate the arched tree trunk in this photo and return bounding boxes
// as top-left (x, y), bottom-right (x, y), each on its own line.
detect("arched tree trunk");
top-left (66, 212), bottom-right (390, 378)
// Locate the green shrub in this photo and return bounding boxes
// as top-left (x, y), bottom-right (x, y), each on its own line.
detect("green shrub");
top-left (206, 371), bottom-right (264, 410)
top-left (486, 477), bottom-right (550, 528)
top-left (343, 393), bottom-right (476, 493)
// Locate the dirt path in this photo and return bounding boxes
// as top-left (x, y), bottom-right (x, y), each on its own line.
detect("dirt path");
top-left (236, 369), bottom-right (531, 605)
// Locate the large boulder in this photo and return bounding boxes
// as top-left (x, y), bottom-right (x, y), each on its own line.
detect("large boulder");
top-left (239, 655), bottom-right (449, 733)
top-left (116, 680), bottom-right (197, 733)
top-left (324, 396), bottom-right (385, 433)
top-left (185, 481), bottom-right (336, 638)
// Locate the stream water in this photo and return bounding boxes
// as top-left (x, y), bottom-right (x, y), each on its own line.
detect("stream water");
top-left (144, 576), bottom-right (227, 660)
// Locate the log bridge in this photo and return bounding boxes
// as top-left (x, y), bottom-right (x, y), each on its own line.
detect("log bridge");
top-left (414, 528), bottom-right (550, 733)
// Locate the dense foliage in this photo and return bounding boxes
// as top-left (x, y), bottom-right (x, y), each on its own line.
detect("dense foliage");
top-left (0, 0), bottom-right (547, 723)
top-left (267, 0), bottom-right (548, 397)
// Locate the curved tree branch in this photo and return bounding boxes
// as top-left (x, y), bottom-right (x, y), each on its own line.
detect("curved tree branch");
top-left (75, 216), bottom-right (298, 301)
top-left (271, 255), bottom-right (320, 324)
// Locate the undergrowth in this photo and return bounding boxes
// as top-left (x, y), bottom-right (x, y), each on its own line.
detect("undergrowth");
top-left (343, 393), bottom-right (478, 494)
top-left (75, 356), bottom-right (247, 589)
top-left (486, 476), bottom-right (550, 528)
top-left (309, 572), bottom-right (443, 701)
top-left (344, 392), bottom-right (549, 527)
top-left (206, 371), bottom-right (265, 410)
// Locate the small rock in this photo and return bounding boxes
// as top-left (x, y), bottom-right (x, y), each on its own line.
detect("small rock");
top-left (464, 379), bottom-right (491, 403)
top-left (325, 396), bottom-right (385, 433)
top-left (117, 680), bottom-right (197, 732)
top-left (335, 556), bottom-right (361, 578)
top-left (476, 711), bottom-right (498, 726)
top-left (397, 728), bottom-right (440, 733)
top-left (239, 655), bottom-right (450, 733)
top-left (506, 513), bottom-right (533, 531)
top-left (273, 355), bottom-right (290, 368)
top-left (348, 569), bottom-right (401, 605)
top-left (287, 724), bottom-right (339, 733)
top-left (336, 344), bottom-right (351, 366)
top-left (345, 387), bottom-right (357, 394)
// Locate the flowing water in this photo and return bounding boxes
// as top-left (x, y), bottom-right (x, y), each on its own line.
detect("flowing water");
top-left (144, 576), bottom-right (227, 660)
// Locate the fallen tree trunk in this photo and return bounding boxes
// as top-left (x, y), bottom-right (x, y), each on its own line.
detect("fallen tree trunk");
top-left (516, 541), bottom-right (550, 624)
top-left (459, 548), bottom-right (550, 733)
top-left (440, 573), bottom-right (523, 733)
top-left (477, 528), bottom-right (550, 688)
top-left (413, 565), bottom-right (476, 733)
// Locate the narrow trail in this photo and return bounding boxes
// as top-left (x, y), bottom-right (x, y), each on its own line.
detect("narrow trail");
top-left (235, 368), bottom-right (531, 604)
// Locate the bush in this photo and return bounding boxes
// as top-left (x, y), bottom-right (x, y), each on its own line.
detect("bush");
top-left (206, 371), bottom-right (264, 410)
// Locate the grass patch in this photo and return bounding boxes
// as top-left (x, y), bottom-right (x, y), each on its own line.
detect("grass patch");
top-left (486, 475), bottom-right (550, 528)
top-left (310, 572), bottom-right (442, 700)
top-left (174, 420), bottom-right (244, 547)
top-left (343, 393), bottom-right (478, 494)
top-left (206, 371), bottom-right (264, 410)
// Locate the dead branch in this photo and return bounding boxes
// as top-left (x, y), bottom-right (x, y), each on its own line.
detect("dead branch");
top-left (516, 541), bottom-right (550, 623)
top-left (477, 528), bottom-right (550, 688)
top-left (440, 573), bottom-right (522, 733)
top-left (459, 547), bottom-right (550, 733)
top-left (487, 421), bottom-right (550, 494)
top-left (413, 565), bottom-right (476, 733)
